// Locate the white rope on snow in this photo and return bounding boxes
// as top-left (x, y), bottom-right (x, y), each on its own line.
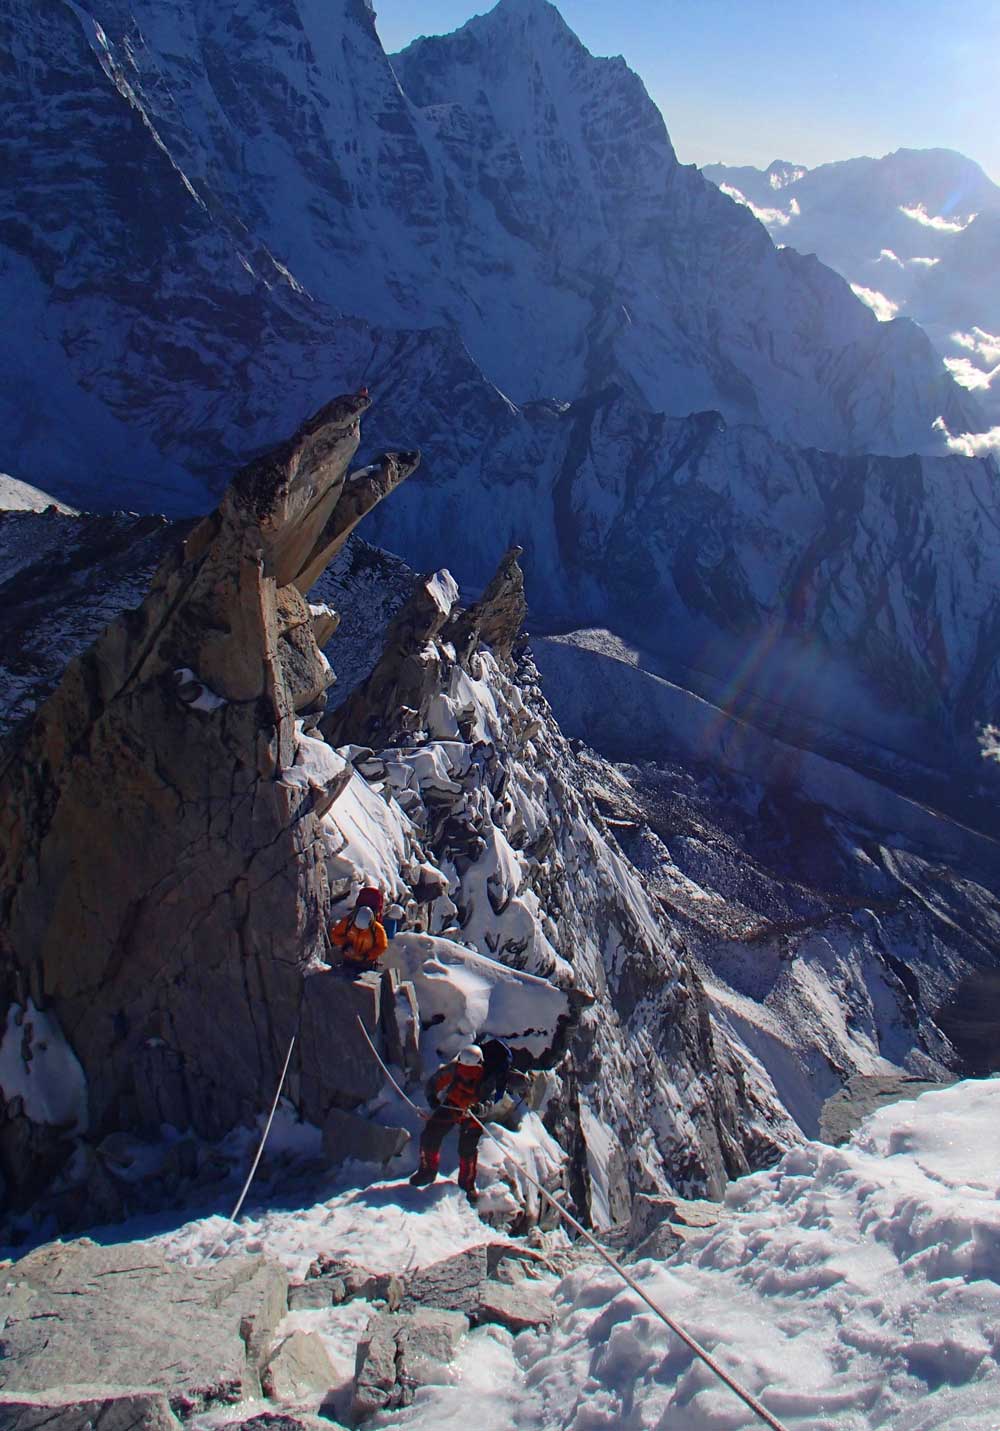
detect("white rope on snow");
top-left (355, 1014), bottom-right (794, 1431)
top-left (228, 1029), bottom-right (299, 1224)
top-left (205, 1027), bottom-right (299, 1261)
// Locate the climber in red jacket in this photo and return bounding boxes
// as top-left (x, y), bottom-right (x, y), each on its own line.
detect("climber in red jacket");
top-left (409, 1041), bottom-right (511, 1203)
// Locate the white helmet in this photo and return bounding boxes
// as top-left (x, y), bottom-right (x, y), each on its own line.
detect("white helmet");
top-left (354, 905), bottom-right (374, 929)
top-left (457, 1044), bottom-right (484, 1066)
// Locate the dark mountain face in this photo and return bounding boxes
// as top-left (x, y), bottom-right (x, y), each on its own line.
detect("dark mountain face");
top-left (0, 0), bottom-right (980, 517)
top-left (2, 1), bottom-right (996, 855)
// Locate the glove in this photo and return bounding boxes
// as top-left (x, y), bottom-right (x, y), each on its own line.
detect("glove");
top-left (470, 1101), bottom-right (490, 1118)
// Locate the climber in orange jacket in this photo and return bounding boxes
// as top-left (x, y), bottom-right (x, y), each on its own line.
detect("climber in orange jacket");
top-left (329, 900), bottom-right (388, 971)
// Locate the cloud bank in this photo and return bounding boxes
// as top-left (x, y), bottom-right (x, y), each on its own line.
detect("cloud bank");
top-left (720, 184), bottom-right (799, 228)
top-left (850, 283), bottom-right (899, 322)
top-left (899, 203), bottom-right (976, 233)
top-left (944, 329), bottom-right (1000, 392)
top-left (877, 248), bottom-right (939, 269)
top-left (933, 416), bottom-right (1000, 456)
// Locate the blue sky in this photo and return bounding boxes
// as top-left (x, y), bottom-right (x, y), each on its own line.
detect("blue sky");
top-left (374, 0), bottom-right (1000, 182)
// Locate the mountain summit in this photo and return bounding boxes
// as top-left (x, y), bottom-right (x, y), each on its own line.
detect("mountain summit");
top-left (0, 0), bottom-right (980, 508)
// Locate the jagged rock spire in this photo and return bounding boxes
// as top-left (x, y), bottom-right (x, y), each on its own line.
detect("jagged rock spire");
top-left (324, 547), bottom-right (528, 749)
top-left (0, 397), bottom-right (418, 1216)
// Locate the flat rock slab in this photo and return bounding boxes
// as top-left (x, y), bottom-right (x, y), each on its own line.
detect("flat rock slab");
top-left (321, 1107), bottom-right (410, 1169)
top-left (0, 1388), bottom-right (181, 1430)
top-left (0, 1239), bottom-right (288, 1418)
top-left (819, 1074), bottom-right (955, 1146)
top-left (627, 1192), bottom-right (721, 1246)
top-left (476, 1280), bottom-right (554, 1332)
top-left (262, 1330), bottom-right (337, 1403)
top-left (400, 1246), bottom-right (487, 1316)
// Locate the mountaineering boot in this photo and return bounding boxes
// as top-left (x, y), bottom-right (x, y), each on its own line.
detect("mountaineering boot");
top-left (458, 1153), bottom-right (478, 1204)
top-left (409, 1148), bottom-right (439, 1188)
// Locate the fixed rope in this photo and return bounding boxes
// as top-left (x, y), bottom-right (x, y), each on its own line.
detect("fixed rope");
top-left (206, 993), bottom-right (305, 1260)
top-left (228, 1027), bottom-right (299, 1225)
top-left (355, 1014), bottom-right (793, 1431)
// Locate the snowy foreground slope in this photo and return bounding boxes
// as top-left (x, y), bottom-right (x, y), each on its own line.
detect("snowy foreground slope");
top-left (132, 1079), bottom-right (1000, 1430)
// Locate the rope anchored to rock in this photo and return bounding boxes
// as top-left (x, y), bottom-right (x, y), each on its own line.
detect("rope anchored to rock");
top-left (355, 1014), bottom-right (793, 1431)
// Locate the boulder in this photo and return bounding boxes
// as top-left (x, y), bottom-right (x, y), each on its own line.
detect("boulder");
top-left (261, 1331), bottom-right (337, 1403)
top-left (0, 1388), bottom-right (181, 1431)
top-left (352, 1308), bottom-right (467, 1419)
top-left (476, 1281), bottom-right (554, 1332)
top-left (627, 1192), bottom-right (721, 1247)
top-left (395, 1309), bottom-right (468, 1392)
top-left (0, 395), bottom-right (418, 1217)
top-left (291, 1256), bottom-right (403, 1313)
top-left (0, 1240), bottom-right (287, 1418)
top-left (321, 1107), bottom-right (409, 1169)
top-left (625, 1222), bottom-right (684, 1264)
top-left (400, 1246), bottom-right (487, 1317)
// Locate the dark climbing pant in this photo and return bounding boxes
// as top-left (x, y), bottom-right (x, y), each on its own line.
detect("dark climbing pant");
top-left (418, 1106), bottom-right (482, 1190)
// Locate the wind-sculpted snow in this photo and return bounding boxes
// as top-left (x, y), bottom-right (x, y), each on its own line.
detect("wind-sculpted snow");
top-left (0, 0), bottom-right (981, 510)
top-left (519, 1080), bottom-right (1000, 1430)
top-left (147, 1079), bottom-right (1000, 1431)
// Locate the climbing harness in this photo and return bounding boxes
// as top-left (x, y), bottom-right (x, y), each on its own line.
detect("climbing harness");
top-left (356, 1015), bottom-right (793, 1431)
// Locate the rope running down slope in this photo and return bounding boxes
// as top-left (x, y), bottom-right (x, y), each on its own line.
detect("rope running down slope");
top-left (354, 1014), bottom-right (794, 1431)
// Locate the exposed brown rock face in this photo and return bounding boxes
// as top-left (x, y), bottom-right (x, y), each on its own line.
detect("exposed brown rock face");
top-left (323, 544), bottom-right (527, 749)
top-left (0, 396), bottom-right (418, 1213)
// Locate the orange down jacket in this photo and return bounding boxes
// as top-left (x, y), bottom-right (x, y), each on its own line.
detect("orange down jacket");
top-left (330, 915), bottom-right (388, 966)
